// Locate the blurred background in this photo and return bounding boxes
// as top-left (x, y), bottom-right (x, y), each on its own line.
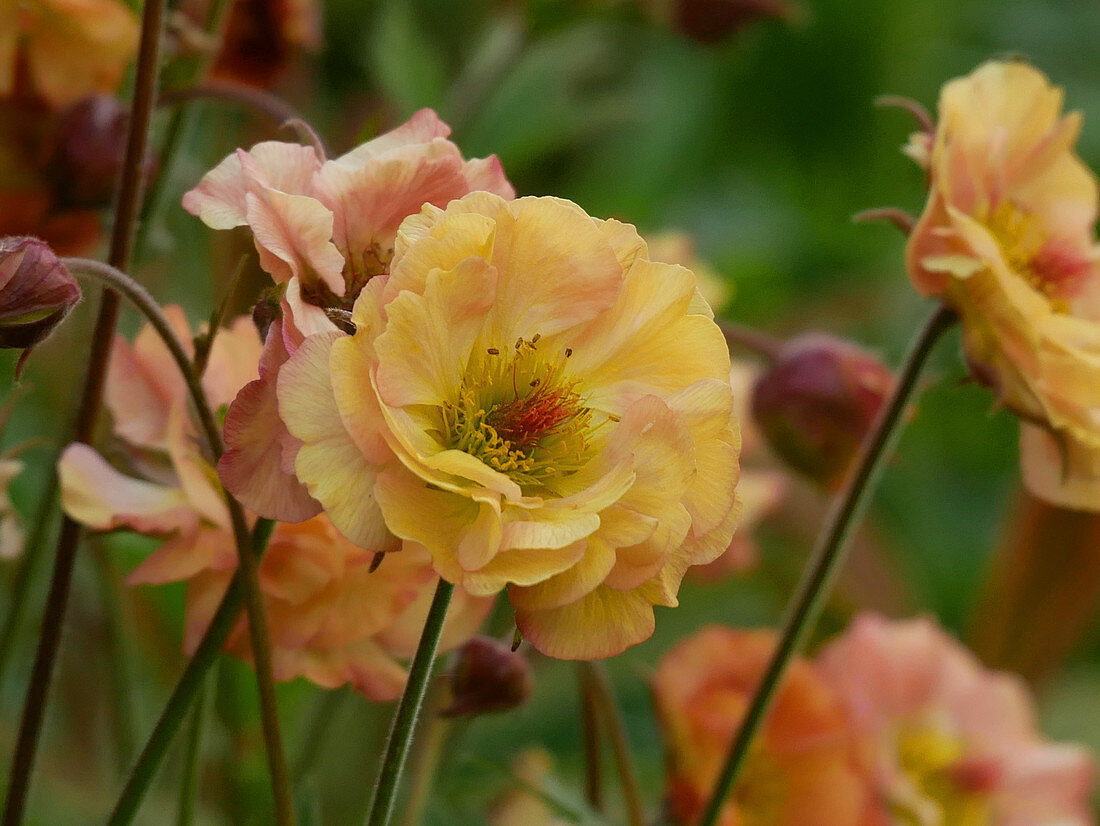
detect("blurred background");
top-left (3, 0), bottom-right (1100, 822)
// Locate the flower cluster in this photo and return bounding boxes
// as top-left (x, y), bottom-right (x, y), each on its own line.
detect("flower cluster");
top-left (653, 614), bottom-right (1096, 826)
top-left (905, 61), bottom-right (1100, 511)
top-left (59, 308), bottom-right (491, 698)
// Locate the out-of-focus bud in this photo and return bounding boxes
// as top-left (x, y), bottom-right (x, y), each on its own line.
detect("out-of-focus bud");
top-left (673, 0), bottom-right (796, 43)
top-left (0, 238), bottom-right (81, 372)
top-left (441, 636), bottom-right (533, 718)
top-left (46, 95), bottom-right (132, 210)
top-left (751, 333), bottom-right (893, 489)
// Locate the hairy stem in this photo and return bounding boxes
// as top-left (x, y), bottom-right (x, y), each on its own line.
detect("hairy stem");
top-left (109, 518), bottom-right (275, 825)
top-left (697, 305), bottom-right (956, 826)
top-left (63, 257), bottom-right (294, 825)
top-left (577, 663), bottom-right (645, 826)
top-left (365, 579), bottom-right (454, 826)
top-left (0, 0), bottom-right (167, 820)
top-left (577, 664), bottom-right (604, 813)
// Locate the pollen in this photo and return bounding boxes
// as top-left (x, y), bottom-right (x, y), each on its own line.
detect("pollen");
top-left (439, 338), bottom-right (598, 487)
top-left (984, 200), bottom-right (1074, 312)
top-left (889, 722), bottom-right (994, 826)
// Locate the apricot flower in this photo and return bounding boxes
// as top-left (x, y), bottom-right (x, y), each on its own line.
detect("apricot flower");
top-left (817, 613), bottom-right (1096, 825)
top-left (59, 309), bottom-right (489, 697)
top-left (653, 626), bottom-right (868, 826)
top-left (0, 0), bottom-right (139, 107)
top-left (905, 61), bottom-right (1100, 510)
top-left (182, 109), bottom-right (514, 520)
top-left (276, 193), bottom-right (741, 659)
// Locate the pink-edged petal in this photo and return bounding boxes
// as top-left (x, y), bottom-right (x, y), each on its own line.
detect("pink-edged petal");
top-left (335, 108), bottom-right (452, 166)
top-left (127, 526), bottom-right (235, 585)
top-left (219, 320), bottom-right (322, 522)
top-left (244, 188), bottom-right (346, 292)
top-left (460, 155), bottom-right (516, 199)
top-left (59, 442), bottom-right (195, 535)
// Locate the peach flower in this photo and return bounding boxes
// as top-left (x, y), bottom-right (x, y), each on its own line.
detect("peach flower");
top-left (653, 626), bottom-right (869, 826)
top-left (488, 750), bottom-right (574, 826)
top-left (905, 61), bottom-right (1100, 511)
top-left (0, 0), bottom-right (139, 107)
top-left (275, 193), bottom-right (741, 659)
top-left (59, 309), bottom-right (489, 697)
top-left (182, 108), bottom-right (514, 521)
top-left (817, 613), bottom-right (1096, 825)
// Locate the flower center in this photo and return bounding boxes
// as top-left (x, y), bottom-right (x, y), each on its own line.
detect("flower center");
top-left (301, 242), bottom-right (393, 312)
top-left (890, 722), bottom-right (994, 826)
top-left (983, 200), bottom-right (1085, 312)
top-left (440, 336), bottom-right (595, 488)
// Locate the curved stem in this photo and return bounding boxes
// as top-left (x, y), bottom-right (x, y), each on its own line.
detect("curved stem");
top-left (0, 0), bottom-right (167, 820)
top-left (697, 305), bottom-right (956, 826)
top-left (63, 257), bottom-right (294, 825)
top-left (717, 320), bottom-right (782, 362)
top-left (577, 663), bottom-right (644, 826)
top-left (365, 579), bottom-right (454, 826)
top-left (109, 518), bottom-right (275, 825)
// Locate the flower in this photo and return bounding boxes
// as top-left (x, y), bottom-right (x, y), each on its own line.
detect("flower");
top-left (652, 626), bottom-right (869, 826)
top-left (647, 231), bottom-right (732, 314)
top-left (275, 193), bottom-right (741, 659)
top-left (182, 108), bottom-right (514, 521)
top-left (59, 308), bottom-right (490, 697)
top-left (0, 0), bottom-right (140, 108)
top-left (0, 236), bottom-right (81, 373)
top-left (751, 333), bottom-right (894, 490)
top-left (817, 613), bottom-right (1096, 825)
top-left (904, 60), bottom-right (1100, 511)
top-left (488, 750), bottom-right (574, 826)
top-left (441, 635), bottom-right (533, 718)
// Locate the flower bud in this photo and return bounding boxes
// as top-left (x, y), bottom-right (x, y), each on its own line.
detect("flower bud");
top-left (441, 636), bottom-right (533, 718)
top-left (674, 0), bottom-right (796, 43)
top-left (0, 238), bottom-right (81, 371)
top-left (46, 95), bottom-right (131, 210)
top-left (751, 333), bottom-right (893, 488)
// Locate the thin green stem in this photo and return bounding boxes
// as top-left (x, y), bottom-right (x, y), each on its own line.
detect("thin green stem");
top-left (398, 686), bottom-right (454, 826)
top-left (293, 688), bottom-right (348, 782)
top-left (364, 579), bottom-right (454, 826)
top-left (0, 0), bottom-right (167, 819)
top-left (577, 663), bottom-right (644, 826)
top-left (108, 518), bottom-right (275, 825)
top-left (577, 664), bottom-right (604, 814)
top-left (697, 305), bottom-right (957, 826)
top-left (176, 676), bottom-right (211, 826)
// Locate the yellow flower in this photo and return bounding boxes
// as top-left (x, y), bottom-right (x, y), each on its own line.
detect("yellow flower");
top-left (0, 0), bottom-right (139, 107)
top-left (278, 193), bottom-right (742, 659)
top-left (906, 61), bottom-right (1100, 511)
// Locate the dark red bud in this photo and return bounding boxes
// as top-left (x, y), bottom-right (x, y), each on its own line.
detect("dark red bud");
top-left (441, 636), bottom-right (533, 718)
top-left (0, 238), bottom-right (82, 374)
top-left (751, 333), bottom-right (894, 488)
top-left (675, 0), bottom-right (795, 43)
top-left (46, 95), bottom-right (132, 210)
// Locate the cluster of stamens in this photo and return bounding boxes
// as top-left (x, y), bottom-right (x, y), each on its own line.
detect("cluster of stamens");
top-left (439, 335), bottom-right (600, 487)
top-left (300, 242), bottom-right (393, 312)
top-left (984, 200), bottom-right (1072, 312)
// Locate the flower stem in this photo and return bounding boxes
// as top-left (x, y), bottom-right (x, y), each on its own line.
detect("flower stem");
top-left (0, 0), bottom-right (167, 819)
top-left (108, 518), bottom-right (275, 825)
top-left (365, 579), bottom-right (454, 826)
top-left (62, 257), bottom-right (295, 825)
top-left (717, 320), bottom-right (783, 362)
top-left (697, 305), bottom-right (956, 826)
top-left (577, 663), bottom-right (604, 813)
top-left (176, 675), bottom-right (211, 826)
top-left (577, 663), bottom-right (645, 826)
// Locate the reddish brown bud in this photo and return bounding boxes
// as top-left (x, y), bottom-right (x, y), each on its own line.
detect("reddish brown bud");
top-left (46, 95), bottom-right (132, 210)
top-left (0, 238), bottom-right (81, 374)
top-left (751, 333), bottom-right (893, 488)
top-left (674, 0), bottom-right (796, 43)
top-left (441, 636), bottom-right (533, 718)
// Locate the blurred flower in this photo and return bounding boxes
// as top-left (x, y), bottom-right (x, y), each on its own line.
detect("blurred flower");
top-left (182, 108), bottom-right (514, 521)
top-left (692, 360), bottom-right (786, 580)
top-left (751, 333), bottom-right (893, 490)
top-left (647, 231), bottom-right (732, 314)
top-left (441, 635), bottom-right (533, 717)
top-left (668, 0), bottom-right (796, 44)
top-left (653, 626), bottom-right (869, 826)
top-left (0, 236), bottom-right (81, 372)
top-left (0, 0), bottom-right (139, 108)
top-left (0, 455), bottom-right (24, 560)
top-left (45, 94), bottom-right (131, 210)
top-left (59, 308), bottom-right (490, 697)
top-left (488, 750), bottom-right (573, 826)
top-left (817, 613), bottom-right (1096, 825)
top-left (904, 60), bottom-right (1100, 511)
top-left (276, 193), bottom-right (740, 660)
